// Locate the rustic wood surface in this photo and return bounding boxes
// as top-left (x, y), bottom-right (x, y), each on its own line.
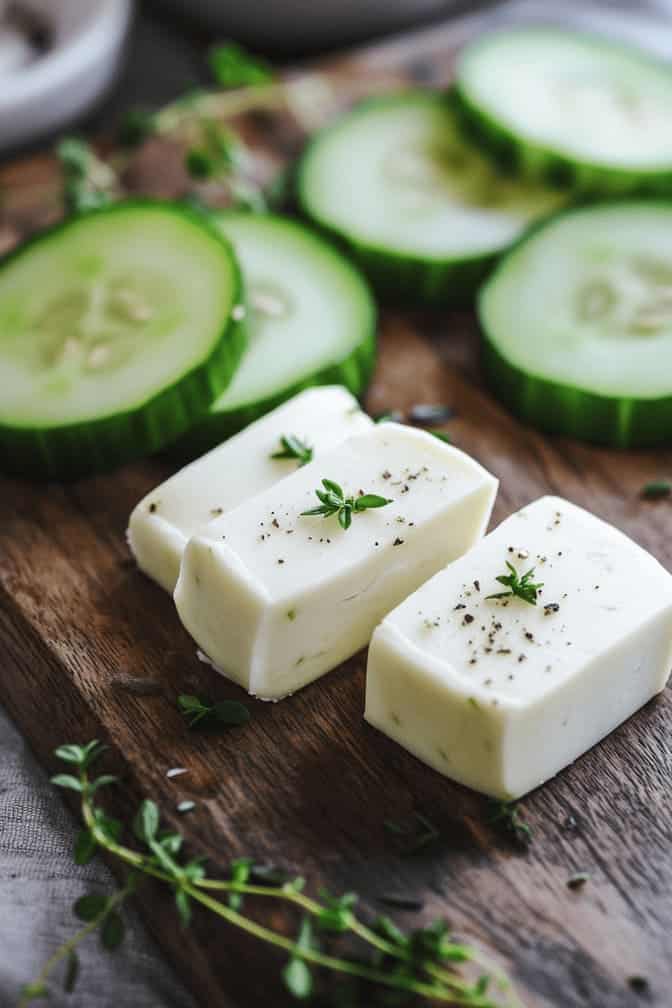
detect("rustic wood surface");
top-left (1, 14), bottom-right (672, 1008)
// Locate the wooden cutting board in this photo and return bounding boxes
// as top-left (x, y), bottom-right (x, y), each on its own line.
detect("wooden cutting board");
top-left (1, 14), bottom-right (671, 1008)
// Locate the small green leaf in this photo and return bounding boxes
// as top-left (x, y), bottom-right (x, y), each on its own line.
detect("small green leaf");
top-left (212, 700), bottom-right (251, 726)
top-left (92, 808), bottom-right (122, 844)
top-left (159, 831), bottom-right (184, 854)
top-left (184, 858), bottom-right (206, 883)
top-left (283, 957), bottom-right (312, 1000)
top-left (19, 981), bottom-right (49, 1001)
top-left (50, 774), bottom-right (83, 792)
top-left (101, 911), bottom-right (125, 951)
top-left (73, 893), bottom-right (108, 922)
top-left (54, 744), bottom-right (85, 765)
top-left (178, 694), bottom-right (203, 712)
top-left (208, 42), bottom-right (274, 89)
top-left (175, 888), bottom-right (192, 928)
top-left (322, 478), bottom-right (343, 498)
top-left (271, 434), bottom-right (313, 467)
top-left (641, 480), bottom-right (671, 500)
top-left (80, 741), bottom-right (107, 769)
top-left (74, 828), bottom-right (97, 866)
top-left (354, 494), bottom-right (392, 510)
top-left (177, 800), bottom-right (196, 814)
top-left (64, 950), bottom-right (79, 993)
top-left (185, 148), bottom-right (214, 180)
top-left (229, 857), bottom-right (252, 910)
top-left (133, 799), bottom-right (160, 844)
top-left (118, 107), bottom-right (156, 148)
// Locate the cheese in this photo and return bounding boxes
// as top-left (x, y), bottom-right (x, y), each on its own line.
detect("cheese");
top-left (127, 386), bottom-right (373, 592)
top-left (174, 423), bottom-right (497, 700)
top-left (365, 495), bottom-right (672, 799)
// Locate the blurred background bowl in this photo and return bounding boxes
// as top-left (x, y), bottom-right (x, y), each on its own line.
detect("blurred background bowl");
top-left (156, 0), bottom-right (458, 51)
top-left (0, 0), bottom-right (132, 151)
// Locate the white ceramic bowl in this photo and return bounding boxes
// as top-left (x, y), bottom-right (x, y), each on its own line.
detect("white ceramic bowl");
top-left (0, 0), bottom-right (132, 152)
top-left (159, 0), bottom-right (453, 50)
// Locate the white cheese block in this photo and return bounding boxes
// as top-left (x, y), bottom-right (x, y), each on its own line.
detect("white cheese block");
top-left (365, 495), bottom-right (672, 799)
top-left (174, 423), bottom-right (498, 700)
top-left (127, 386), bottom-right (373, 592)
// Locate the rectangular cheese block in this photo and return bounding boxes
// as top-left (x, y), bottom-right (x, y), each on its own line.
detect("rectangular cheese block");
top-left (365, 495), bottom-right (672, 799)
top-left (174, 423), bottom-right (498, 700)
top-left (127, 386), bottom-right (373, 592)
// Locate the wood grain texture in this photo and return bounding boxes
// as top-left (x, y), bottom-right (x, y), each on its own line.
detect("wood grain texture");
top-left (1, 15), bottom-right (672, 1008)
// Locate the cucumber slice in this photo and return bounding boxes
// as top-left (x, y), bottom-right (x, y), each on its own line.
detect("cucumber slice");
top-left (479, 202), bottom-right (672, 448)
top-left (0, 201), bottom-right (246, 479)
top-left (296, 91), bottom-right (564, 305)
top-left (182, 211), bottom-right (376, 452)
top-left (454, 27), bottom-right (672, 196)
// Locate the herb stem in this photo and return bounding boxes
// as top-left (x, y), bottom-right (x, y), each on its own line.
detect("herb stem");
top-left (18, 880), bottom-right (132, 1007)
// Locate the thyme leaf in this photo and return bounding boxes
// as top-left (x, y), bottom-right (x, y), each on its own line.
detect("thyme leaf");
top-left (301, 479), bottom-right (392, 530)
top-left (486, 561), bottom-right (543, 606)
top-left (271, 434), bottom-right (313, 467)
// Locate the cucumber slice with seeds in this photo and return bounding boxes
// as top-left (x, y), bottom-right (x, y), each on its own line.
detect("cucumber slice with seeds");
top-left (296, 91), bottom-right (564, 305)
top-left (479, 202), bottom-right (672, 448)
top-left (454, 27), bottom-right (672, 196)
top-left (182, 211), bottom-right (376, 452)
top-left (0, 201), bottom-right (246, 479)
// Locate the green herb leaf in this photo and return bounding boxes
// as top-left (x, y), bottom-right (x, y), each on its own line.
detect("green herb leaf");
top-left (301, 479), bottom-right (392, 530)
top-left (50, 774), bottom-right (83, 792)
top-left (57, 138), bottom-right (113, 215)
top-left (283, 917), bottom-right (315, 999)
top-left (354, 494), bottom-right (391, 510)
top-left (178, 693), bottom-right (250, 729)
top-left (100, 911), bottom-right (125, 951)
top-left (641, 480), bottom-right (671, 500)
top-left (133, 799), bottom-right (160, 845)
top-left (74, 828), bottom-right (97, 866)
top-left (91, 808), bottom-right (122, 845)
top-left (64, 950), bottom-right (79, 993)
top-left (73, 893), bottom-right (109, 922)
top-left (19, 982), bottom-right (49, 1001)
top-left (384, 812), bottom-right (440, 855)
top-left (283, 957), bottom-right (312, 1000)
top-left (54, 744), bottom-right (86, 765)
top-left (118, 107), bottom-right (156, 148)
top-left (175, 888), bottom-right (192, 928)
top-left (271, 434), bottom-right (313, 467)
top-left (489, 799), bottom-right (532, 845)
top-left (208, 42), bottom-right (274, 89)
top-left (486, 560), bottom-right (543, 606)
top-left (229, 857), bottom-right (252, 910)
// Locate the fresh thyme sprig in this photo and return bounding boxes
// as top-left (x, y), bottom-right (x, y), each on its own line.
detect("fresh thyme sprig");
top-left (56, 138), bottom-right (118, 215)
top-left (301, 479), bottom-right (392, 530)
top-left (20, 742), bottom-right (523, 1007)
top-left (177, 693), bottom-right (250, 729)
top-left (488, 801), bottom-right (532, 847)
top-left (271, 434), bottom-right (314, 467)
top-left (486, 562), bottom-right (543, 606)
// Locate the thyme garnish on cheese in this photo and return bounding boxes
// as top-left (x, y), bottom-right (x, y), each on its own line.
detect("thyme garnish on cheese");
top-left (486, 561), bottom-right (543, 606)
top-left (271, 434), bottom-right (313, 467)
top-left (301, 479), bottom-right (392, 530)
